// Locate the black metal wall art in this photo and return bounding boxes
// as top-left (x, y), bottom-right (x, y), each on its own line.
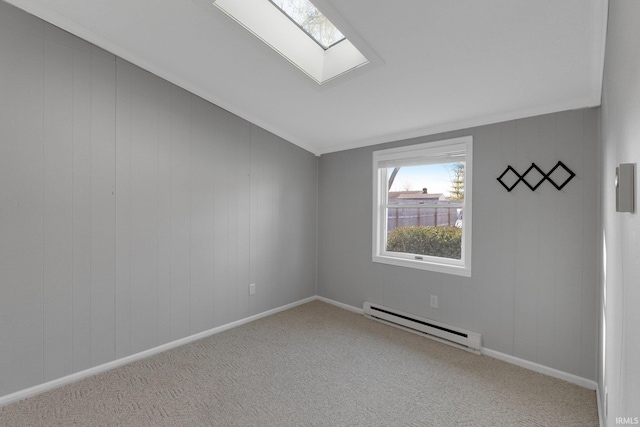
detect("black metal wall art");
top-left (497, 161), bottom-right (575, 192)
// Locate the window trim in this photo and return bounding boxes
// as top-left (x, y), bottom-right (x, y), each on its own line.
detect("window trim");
top-left (213, 0), bottom-right (369, 85)
top-left (372, 136), bottom-right (473, 277)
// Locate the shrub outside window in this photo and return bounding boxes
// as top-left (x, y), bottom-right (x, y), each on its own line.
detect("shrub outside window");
top-left (372, 136), bottom-right (472, 276)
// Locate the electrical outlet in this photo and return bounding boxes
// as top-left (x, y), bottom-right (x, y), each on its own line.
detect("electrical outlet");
top-left (430, 295), bottom-right (438, 308)
top-left (249, 283), bottom-right (256, 296)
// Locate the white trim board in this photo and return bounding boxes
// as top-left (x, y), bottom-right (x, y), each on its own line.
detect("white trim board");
top-left (596, 383), bottom-right (604, 427)
top-left (315, 296), bottom-right (363, 314)
top-left (480, 348), bottom-right (597, 390)
top-left (0, 295), bottom-right (597, 407)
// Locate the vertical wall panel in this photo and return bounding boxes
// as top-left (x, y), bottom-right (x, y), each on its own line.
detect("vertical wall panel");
top-left (579, 108), bottom-right (598, 381)
top-left (461, 124), bottom-right (500, 338)
top-left (115, 58), bottom-right (133, 359)
top-left (89, 51), bottom-right (116, 367)
top-left (553, 110), bottom-right (586, 375)
top-left (42, 32), bottom-right (74, 382)
top-left (0, 22), bottom-right (45, 393)
top-left (157, 80), bottom-right (173, 345)
top-left (494, 121), bottom-right (517, 354)
top-left (129, 67), bottom-right (160, 354)
top-left (223, 111), bottom-right (239, 326)
top-left (212, 107), bottom-right (232, 327)
top-left (71, 38), bottom-right (92, 373)
top-left (272, 136), bottom-right (284, 307)
top-left (277, 138), bottom-right (304, 304)
top-left (169, 87), bottom-right (192, 340)
top-left (535, 112), bottom-right (559, 370)
top-left (235, 119), bottom-right (252, 320)
top-left (249, 126), bottom-right (259, 316)
top-left (512, 116), bottom-right (541, 363)
top-left (252, 127), bottom-right (277, 315)
top-left (189, 96), bottom-right (215, 334)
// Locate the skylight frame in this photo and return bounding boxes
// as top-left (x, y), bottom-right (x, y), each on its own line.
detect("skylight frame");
top-left (213, 0), bottom-right (372, 85)
top-left (268, 0), bottom-right (346, 50)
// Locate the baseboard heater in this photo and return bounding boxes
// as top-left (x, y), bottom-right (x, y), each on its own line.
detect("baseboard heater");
top-left (363, 302), bottom-right (482, 354)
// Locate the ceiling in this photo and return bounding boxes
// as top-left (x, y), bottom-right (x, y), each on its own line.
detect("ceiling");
top-left (5, 0), bottom-right (608, 155)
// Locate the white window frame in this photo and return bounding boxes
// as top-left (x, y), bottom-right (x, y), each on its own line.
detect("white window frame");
top-left (372, 136), bottom-right (473, 277)
top-left (213, 0), bottom-right (369, 85)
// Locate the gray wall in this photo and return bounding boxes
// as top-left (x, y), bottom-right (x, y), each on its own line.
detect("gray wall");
top-left (600, 0), bottom-right (640, 424)
top-left (0, 1), bottom-right (317, 398)
top-left (318, 109), bottom-right (599, 381)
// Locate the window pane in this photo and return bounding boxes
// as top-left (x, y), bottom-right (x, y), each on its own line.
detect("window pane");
top-left (387, 162), bottom-right (464, 201)
top-left (270, 0), bottom-right (345, 49)
top-left (385, 162), bottom-right (464, 260)
top-left (373, 136), bottom-right (472, 275)
top-left (386, 208), bottom-right (462, 260)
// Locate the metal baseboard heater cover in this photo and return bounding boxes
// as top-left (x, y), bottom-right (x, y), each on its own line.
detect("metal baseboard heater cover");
top-left (363, 302), bottom-right (482, 353)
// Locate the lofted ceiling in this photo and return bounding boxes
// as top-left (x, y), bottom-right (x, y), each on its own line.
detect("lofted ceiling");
top-left (4, 0), bottom-right (608, 155)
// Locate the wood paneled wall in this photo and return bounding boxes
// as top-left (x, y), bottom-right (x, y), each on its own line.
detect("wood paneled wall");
top-left (318, 109), bottom-right (599, 381)
top-left (0, 2), bottom-right (317, 397)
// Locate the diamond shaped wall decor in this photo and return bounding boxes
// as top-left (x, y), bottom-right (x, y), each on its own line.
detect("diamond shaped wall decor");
top-left (497, 161), bottom-right (575, 192)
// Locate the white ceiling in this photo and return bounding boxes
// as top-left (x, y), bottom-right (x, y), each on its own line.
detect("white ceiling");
top-left (5, 0), bottom-right (608, 155)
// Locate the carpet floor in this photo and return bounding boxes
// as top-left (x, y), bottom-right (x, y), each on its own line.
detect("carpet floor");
top-left (0, 300), bottom-right (598, 426)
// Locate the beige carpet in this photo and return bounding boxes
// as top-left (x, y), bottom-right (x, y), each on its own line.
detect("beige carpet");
top-left (0, 300), bottom-right (598, 426)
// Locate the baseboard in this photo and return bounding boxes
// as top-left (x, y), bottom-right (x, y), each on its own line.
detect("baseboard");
top-left (317, 296), bottom-right (598, 392)
top-left (315, 296), bottom-right (363, 314)
top-left (481, 348), bottom-right (597, 390)
top-left (0, 295), bottom-right (316, 407)
top-left (0, 295), bottom-right (599, 408)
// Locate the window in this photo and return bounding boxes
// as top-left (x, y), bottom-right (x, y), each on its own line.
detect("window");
top-left (269, 0), bottom-right (345, 49)
top-left (372, 136), bottom-right (472, 276)
top-left (213, 0), bottom-right (369, 84)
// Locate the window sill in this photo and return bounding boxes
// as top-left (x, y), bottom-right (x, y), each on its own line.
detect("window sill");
top-left (372, 255), bottom-right (471, 277)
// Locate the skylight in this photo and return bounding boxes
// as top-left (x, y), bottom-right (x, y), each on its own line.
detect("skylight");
top-left (214, 0), bottom-right (370, 84)
top-left (269, 0), bottom-right (345, 49)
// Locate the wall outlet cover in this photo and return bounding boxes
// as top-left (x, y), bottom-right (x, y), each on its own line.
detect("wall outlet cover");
top-left (430, 295), bottom-right (438, 308)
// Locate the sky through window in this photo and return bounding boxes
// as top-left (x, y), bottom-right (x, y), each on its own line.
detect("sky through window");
top-left (388, 164), bottom-right (463, 197)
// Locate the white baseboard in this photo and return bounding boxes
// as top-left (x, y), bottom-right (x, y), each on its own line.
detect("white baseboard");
top-left (0, 296), bottom-right (316, 407)
top-left (315, 296), bottom-right (363, 314)
top-left (315, 296), bottom-right (598, 392)
top-left (481, 347), bottom-right (597, 390)
top-left (0, 295), bottom-right (599, 408)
